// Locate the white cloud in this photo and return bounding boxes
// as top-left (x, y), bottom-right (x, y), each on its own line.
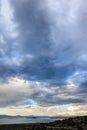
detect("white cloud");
top-left (0, 0), bottom-right (18, 39)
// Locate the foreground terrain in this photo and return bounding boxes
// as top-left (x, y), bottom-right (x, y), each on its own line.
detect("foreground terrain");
top-left (0, 116), bottom-right (87, 130)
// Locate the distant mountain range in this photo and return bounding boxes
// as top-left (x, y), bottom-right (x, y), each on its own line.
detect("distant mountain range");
top-left (0, 114), bottom-right (69, 119)
top-left (0, 114), bottom-right (71, 124)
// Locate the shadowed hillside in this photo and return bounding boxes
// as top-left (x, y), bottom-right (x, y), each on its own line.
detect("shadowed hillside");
top-left (0, 116), bottom-right (87, 130)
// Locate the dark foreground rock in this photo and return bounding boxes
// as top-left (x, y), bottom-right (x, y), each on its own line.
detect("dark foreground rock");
top-left (0, 116), bottom-right (87, 130)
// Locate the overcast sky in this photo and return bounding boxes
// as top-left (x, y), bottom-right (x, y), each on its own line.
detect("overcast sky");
top-left (0, 0), bottom-right (87, 116)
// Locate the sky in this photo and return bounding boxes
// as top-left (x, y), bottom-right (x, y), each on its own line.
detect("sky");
top-left (0, 0), bottom-right (87, 116)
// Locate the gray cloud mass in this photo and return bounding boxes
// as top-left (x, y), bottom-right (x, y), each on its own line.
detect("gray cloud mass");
top-left (0, 0), bottom-right (87, 109)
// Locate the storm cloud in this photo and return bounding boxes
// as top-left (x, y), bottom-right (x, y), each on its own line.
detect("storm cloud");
top-left (0, 0), bottom-right (87, 115)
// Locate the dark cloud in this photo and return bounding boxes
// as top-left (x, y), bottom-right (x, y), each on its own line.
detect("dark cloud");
top-left (10, 0), bottom-right (52, 56)
top-left (79, 81), bottom-right (87, 94)
top-left (18, 56), bottom-right (76, 84)
top-left (31, 91), bottom-right (85, 107)
top-left (0, 0), bottom-right (87, 108)
top-left (0, 0), bottom-right (87, 83)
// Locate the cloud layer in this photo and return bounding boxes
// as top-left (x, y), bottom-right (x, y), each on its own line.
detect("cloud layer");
top-left (0, 0), bottom-right (87, 115)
